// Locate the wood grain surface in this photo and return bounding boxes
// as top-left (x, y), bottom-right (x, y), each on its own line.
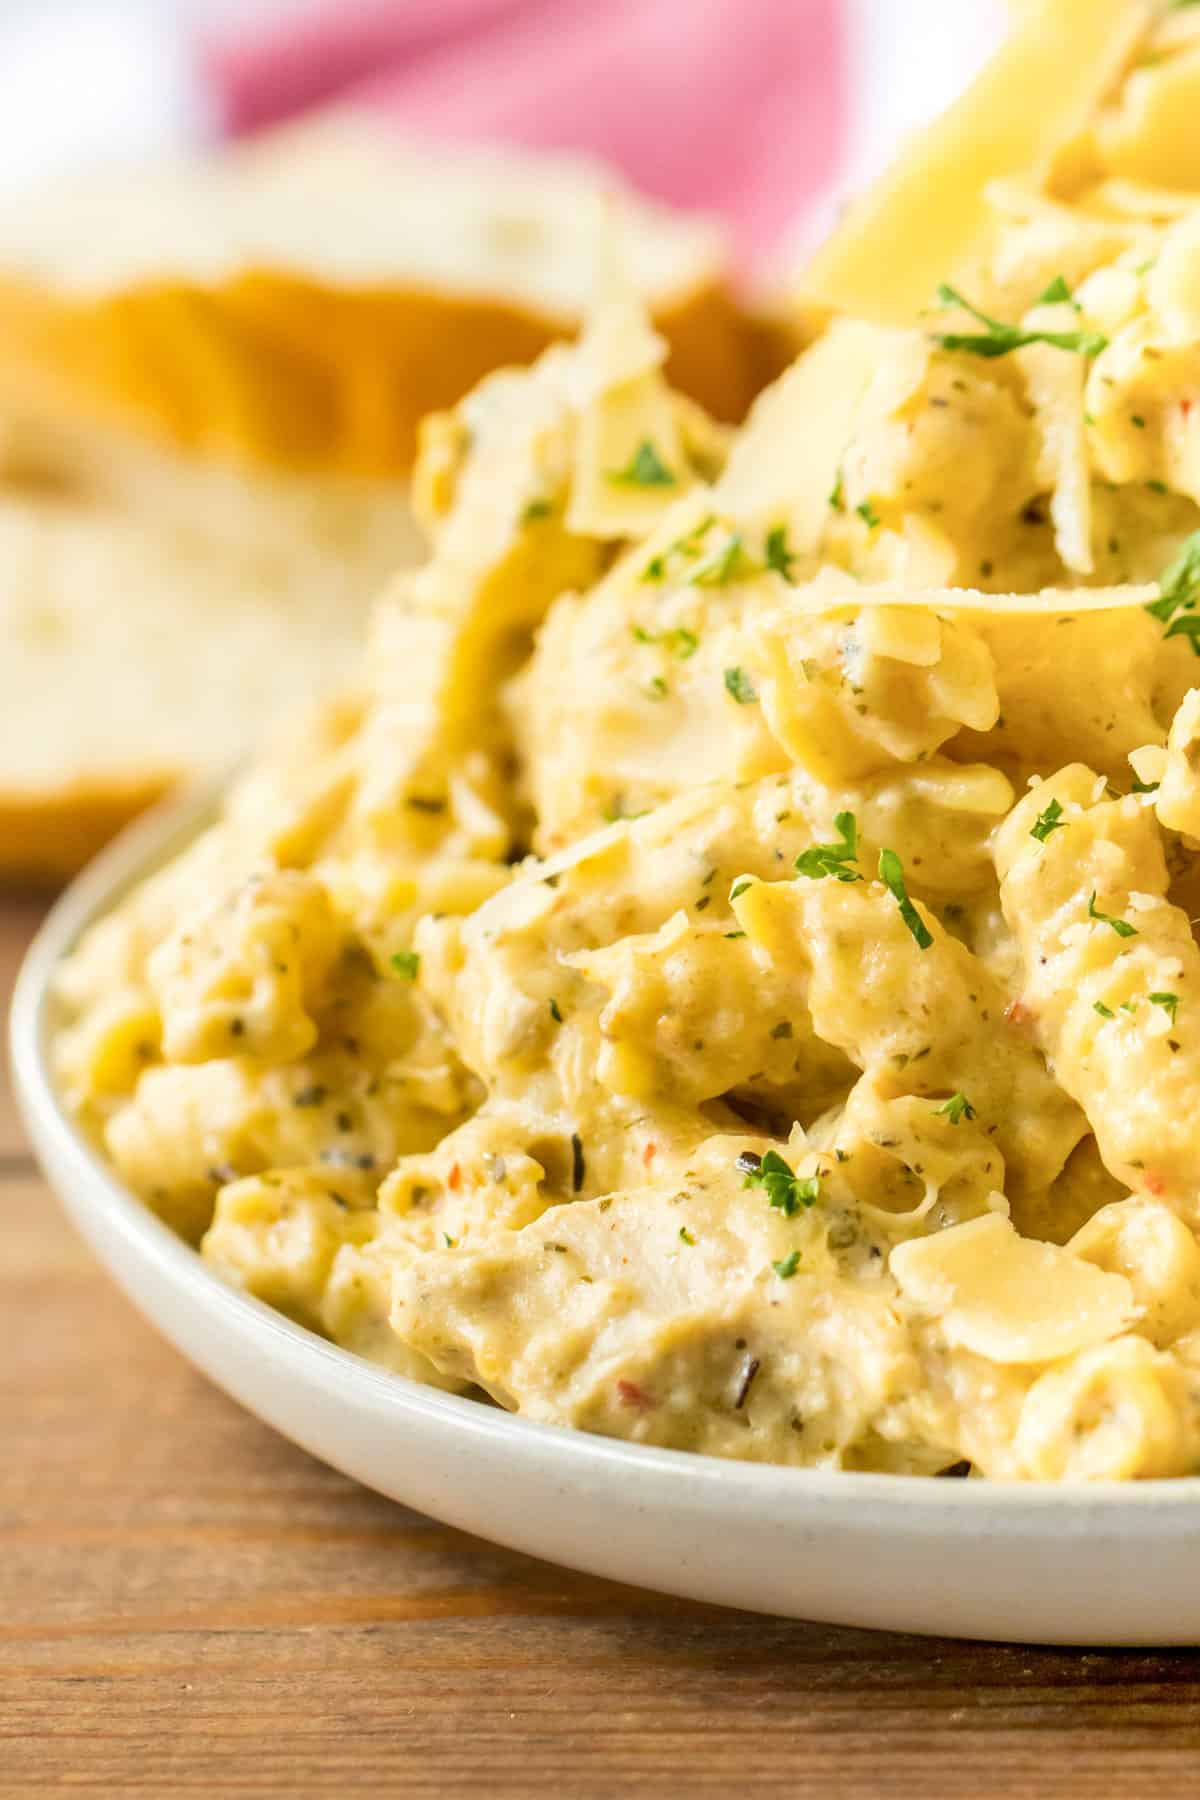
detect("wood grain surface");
top-left (5, 899), bottom-right (1200, 1797)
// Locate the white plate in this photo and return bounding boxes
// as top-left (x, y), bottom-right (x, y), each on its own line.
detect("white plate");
top-left (12, 789), bottom-right (1200, 1646)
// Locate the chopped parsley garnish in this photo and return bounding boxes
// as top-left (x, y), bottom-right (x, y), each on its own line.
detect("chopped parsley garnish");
top-left (1030, 797), bottom-right (1066, 842)
top-left (1131, 776), bottom-right (1161, 795)
top-left (765, 525), bottom-right (797, 581)
top-left (739, 1148), bottom-right (820, 1216)
top-left (443, 1232), bottom-right (457, 1248)
top-left (391, 950), bottom-right (420, 980)
top-left (521, 497), bottom-right (553, 523)
top-left (691, 529), bottom-right (753, 587)
top-left (935, 1092), bottom-right (976, 1125)
top-left (1149, 991), bottom-right (1180, 1024)
top-left (828, 469), bottom-right (845, 513)
top-left (729, 876), bottom-right (754, 901)
top-left (856, 499), bottom-right (881, 529)
top-left (645, 675), bottom-right (668, 701)
top-left (724, 930), bottom-right (747, 940)
top-left (723, 665), bottom-right (758, 705)
top-left (571, 1132), bottom-right (586, 1192)
top-left (1094, 1002), bottom-right (1115, 1020)
top-left (772, 1250), bottom-right (802, 1280)
top-left (640, 514), bottom-right (716, 582)
top-left (1036, 274), bottom-right (1076, 307)
top-left (549, 997), bottom-right (563, 1023)
top-left (1087, 892), bottom-right (1138, 937)
top-left (878, 848), bottom-right (934, 949)
top-left (1146, 530), bottom-right (1200, 654)
top-left (794, 811), bottom-right (862, 883)
top-left (632, 623), bottom-right (699, 659)
top-left (932, 281), bottom-right (1108, 360)
top-left (606, 439), bottom-right (676, 488)
top-left (679, 1226), bottom-right (697, 1246)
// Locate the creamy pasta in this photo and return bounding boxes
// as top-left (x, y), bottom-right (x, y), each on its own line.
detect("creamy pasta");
top-left (54, 4), bottom-right (1200, 1479)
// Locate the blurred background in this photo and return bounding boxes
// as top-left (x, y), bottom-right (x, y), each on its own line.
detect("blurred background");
top-left (0, 0), bottom-right (1004, 262)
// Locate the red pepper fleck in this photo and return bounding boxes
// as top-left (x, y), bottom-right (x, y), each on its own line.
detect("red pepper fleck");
top-left (1144, 1172), bottom-right (1166, 1196)
top-left (447, 1163), bottom-right (462, 1191)
top-left (1182, 400), bottom-right (1193, 420)
top-left (617, 1378), bottom-right (655, 1411)
top-left (1005, 999), bottom-right (1033, 1028)
top-left (642, 1141), bottom-right (658, 1166)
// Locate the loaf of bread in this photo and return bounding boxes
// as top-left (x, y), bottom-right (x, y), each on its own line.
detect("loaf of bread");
top-left (0, 118), bottom-right (759, 483)
top-left (0, 475), bottom-right (418, 884)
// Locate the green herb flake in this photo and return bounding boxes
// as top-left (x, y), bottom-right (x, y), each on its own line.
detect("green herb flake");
top-left (607, 439), bottom-right (677, 488)
top-left (690, 529), bottom-right (753, 588)
top-left (738, 1148), bottom-right (821, 1217)
top-left (679, 1225), bottom-right (697, 1246)
top-left (1036, 274), bottom-right (1076, 307)
top-left (1146, 531), bottom-right (1200, 654)
top-left (549, 997), bottom-right (564, 1024)
top-left (723, 665), bottom-right (758, 705)
top-left (724, 930), bottom-right (747, 940)
top-left (878, 847), bottom-right (934, 949)
top-left (772, 1250), bottom-right (802, 1280)
top-left (729, 876), bottom-right (754, 902)
top-left (935, 1092), bottom-right (976, 1125)
top-left (1031, 797), bottom-right (1066, 842)
top-left (794, 811), bottom-right (862, 883)
top-left (1150, 991), bottom-right (1180, 1024)
top-left (443, 1232), bottom-right (457, 1248)
top-left (1087, 892), bottom-right (1138, 938)
top-left (856, 498), bottom-right (881, 530)
top-left (521, 497), bottom-right (553, 523)
top-left (765, 524), bottom-right (797, 582)
top-left (639, 514), bottom-right (717, 583)
top-left (1147, 479), bottom-right (1169, 496)
top-left (932, 281), bottom-right (1108, 360)
top-left (645, 675), bottom-right (668, 702)
top-left (391, 950), bottom-right (420, 981)
top-left (631, 623), bottom-right (699, 659)
top-left (828, 469), bottom-right (845, 513)
top-left (1093, 1002), bottom-right (1115, 1020)
top-left (1131, 776), bottom-right (1161, 795)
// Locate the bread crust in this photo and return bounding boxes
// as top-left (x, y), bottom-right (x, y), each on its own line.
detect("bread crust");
top-left (0, 772), bottom-right (175, 887)
top-left (0, 274), bottom-right (760, 480)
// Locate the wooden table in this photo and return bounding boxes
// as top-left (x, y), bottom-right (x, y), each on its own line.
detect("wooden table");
top-left (5, 899), bottom-right (1200, 1796)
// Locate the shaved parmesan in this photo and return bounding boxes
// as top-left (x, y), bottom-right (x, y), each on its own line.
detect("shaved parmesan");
top-left (801, 0), bottom-right (1151, 325)
top-left (1017, 325), bottom-right (1094, 574)
top-left (715, 320), bottom-right (886, 541)
top-left (891, 1213), bottom-right (1134, 1363)
top-left (1097, 44), bottom-right (1200, 192)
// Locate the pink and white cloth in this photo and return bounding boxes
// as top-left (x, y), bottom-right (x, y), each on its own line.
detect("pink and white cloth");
top-left (199, 0), bottom-right (1004, 275)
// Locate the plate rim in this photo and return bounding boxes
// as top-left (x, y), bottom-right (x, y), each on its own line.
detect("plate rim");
top-left (13, 780), bottom-right (1200, 1528)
